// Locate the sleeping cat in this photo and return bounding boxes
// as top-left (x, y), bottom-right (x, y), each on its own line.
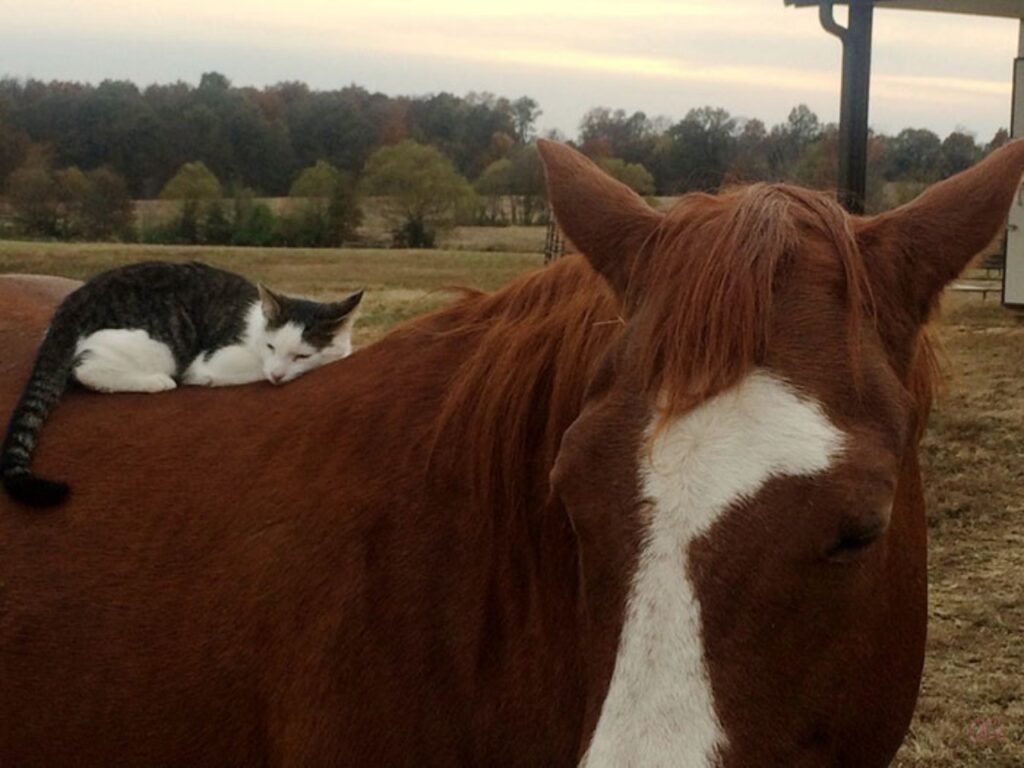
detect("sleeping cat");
top-left (1, 260), bottom-right (363, 508)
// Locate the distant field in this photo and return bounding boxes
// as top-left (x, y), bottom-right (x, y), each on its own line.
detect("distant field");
top-left (0, 240), bottom-right (543, 343)
top-left (0, 240), bottom-right (1021, 765)
top-left (134, 197), bottom-right (551, 253)
top-left (438, 225), bottom-right (547, 253)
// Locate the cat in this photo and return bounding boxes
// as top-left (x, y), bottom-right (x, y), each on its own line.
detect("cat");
top-left (1, 260), bottom-right (363, 508)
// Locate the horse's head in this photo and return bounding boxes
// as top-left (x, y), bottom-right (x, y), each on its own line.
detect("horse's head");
top-left (540, 139), bottom-right (1024, 766)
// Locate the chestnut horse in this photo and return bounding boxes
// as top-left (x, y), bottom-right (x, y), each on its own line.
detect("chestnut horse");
top-left (2, 140), bottom-right (1022, 766)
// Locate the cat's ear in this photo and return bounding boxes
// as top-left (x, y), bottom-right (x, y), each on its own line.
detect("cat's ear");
top-left (257, 284), bottom-right (282, 322)
top-left (321, 290), bottom-right (364, 329)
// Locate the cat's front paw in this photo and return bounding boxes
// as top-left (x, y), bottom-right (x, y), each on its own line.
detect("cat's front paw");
top-left (145, 374), bottom-right (179, 392)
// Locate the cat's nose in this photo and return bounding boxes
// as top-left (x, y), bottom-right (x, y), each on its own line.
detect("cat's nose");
top-left (269, 372), bottom-right (285, 385)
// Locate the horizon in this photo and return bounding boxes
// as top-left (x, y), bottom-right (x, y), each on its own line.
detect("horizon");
top-left (1, 1), bottom-right (1016, 140)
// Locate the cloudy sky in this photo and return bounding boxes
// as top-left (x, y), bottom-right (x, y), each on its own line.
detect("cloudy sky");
top-left (1, 0), bottom-right (1019, 139)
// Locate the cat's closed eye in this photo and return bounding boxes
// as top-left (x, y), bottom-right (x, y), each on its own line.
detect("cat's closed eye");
top-left (266, 344), bottom-right (275, 352)
top-left (295, 353), bottom-right (311, 361)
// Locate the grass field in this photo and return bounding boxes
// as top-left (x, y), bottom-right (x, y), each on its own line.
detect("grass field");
top-left (0, 239), bottom-right (1021, 764)
top-left (894, 294), bottom-right (1024, 767)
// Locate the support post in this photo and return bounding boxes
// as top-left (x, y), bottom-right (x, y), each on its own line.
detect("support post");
top-left (1002, 19), bottom-right (1024, 305)
top-left (820, 0), bottom-right (874, 213)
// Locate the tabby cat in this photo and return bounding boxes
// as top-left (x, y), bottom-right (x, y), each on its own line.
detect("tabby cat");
top-left (1, 260), bottom-right (362, 507)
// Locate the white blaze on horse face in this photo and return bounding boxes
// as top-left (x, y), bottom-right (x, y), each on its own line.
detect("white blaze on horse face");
top-left (581, 370), bottom-right (845, 768)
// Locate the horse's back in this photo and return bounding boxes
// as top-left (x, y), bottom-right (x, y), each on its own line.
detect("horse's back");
top-left (0, 274), bottom-right (336, 765)
top-left (0, 274), bottom-right (79, 391)
top-left (0, 274), bottom-right (80, 315)
top-left (0, 272), bottom-right (583, 766)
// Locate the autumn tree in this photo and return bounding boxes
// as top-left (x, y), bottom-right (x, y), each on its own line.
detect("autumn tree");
top-left (729, 118), bottom-right (770, 181)
top-left (939, 131), bottom-right (981, 177)
top-left (884, 128), bottom-right (942, 182)
top-left (7, 163), bottom-right (58, 235)
top-left (361, 140), bottom-right (474, 247)
top-left (986, 127), bottom-right (1010, 153)
top-left (0, 112), bottom-right (30, 191)
top-left (289, 159), bottom-right (342, 198)
top-left (81, 167), bottom-right (133, 238)
top-left (765, 105), bottom-right (823, 181)
top-left (666, 107), bottom-right (738, 192)
top-left (510, 97), bottom-right (542, 143)
top-left (595, 157), bottom-right (655, 196)
top-left (159, 161), bottom-right (223, 200)
top-left (54, 166), bottom-right (91, 236)
top-left (508, 145), bottom-right (546, 225)
top-left (475, 158), bottom-right (514, 224)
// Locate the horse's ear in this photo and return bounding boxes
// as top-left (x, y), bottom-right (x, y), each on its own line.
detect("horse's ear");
top-left (857, 139), bottom-right (1024, 330)
top-left (537, 139), bottom-right (662, 297)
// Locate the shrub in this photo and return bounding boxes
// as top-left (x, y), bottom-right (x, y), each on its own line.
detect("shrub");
top-left (177, 198), bottom-right (201, 244)
top-left (281, 169), bottom-right (362, 247)
top-left (391, 217), bottom-right (435, 249)
top-left (159, 161), bottom-right (223, 201)
top-left (232, 193), bottom-right (277, 247)
top-left (202, 199), bottom-right (233, 245)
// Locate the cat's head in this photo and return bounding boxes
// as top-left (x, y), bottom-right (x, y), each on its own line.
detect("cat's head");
top-left (256, 285), bottom-right (364, 385)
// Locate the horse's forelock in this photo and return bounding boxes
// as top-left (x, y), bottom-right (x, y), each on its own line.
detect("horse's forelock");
top-left (628, 183), bottom-right (903, 427)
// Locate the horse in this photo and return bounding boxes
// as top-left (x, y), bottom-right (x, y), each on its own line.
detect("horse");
top-left (1, 139), bottom-right (1022, 766)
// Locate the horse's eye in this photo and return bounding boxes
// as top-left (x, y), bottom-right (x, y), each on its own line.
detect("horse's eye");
top-left (825, 524), bottom-right (885, 562)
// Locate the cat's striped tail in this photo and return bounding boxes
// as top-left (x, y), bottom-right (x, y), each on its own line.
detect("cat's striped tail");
top-left (1, 329), bottom-right (75, 508)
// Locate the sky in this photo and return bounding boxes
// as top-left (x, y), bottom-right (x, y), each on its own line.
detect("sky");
top-left (1, 0), bottom-right (1019, 140)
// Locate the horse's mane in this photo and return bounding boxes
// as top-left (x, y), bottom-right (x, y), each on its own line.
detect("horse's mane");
top-left (420, 256), bottom-right (624, 523)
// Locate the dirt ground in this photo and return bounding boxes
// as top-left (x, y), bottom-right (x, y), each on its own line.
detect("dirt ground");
top-left (0, 240), bottom-right (1020, 763)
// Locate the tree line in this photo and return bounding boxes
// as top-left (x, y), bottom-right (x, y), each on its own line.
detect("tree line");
top-left (577, 104), bottom-right (1005, 209)
top-left (0, 72), bottom-right (1009, 247)
top-left (0, 72), bottom-right (538, 197)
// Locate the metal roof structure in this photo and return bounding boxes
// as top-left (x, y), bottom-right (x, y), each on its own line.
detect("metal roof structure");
top-left (786, 0), bottom-right (1024, 306)
top-left (786, 0), bottom-right (1024, 17)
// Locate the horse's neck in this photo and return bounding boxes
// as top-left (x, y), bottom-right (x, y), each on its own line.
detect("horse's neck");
top-left (293, 263), bottom-right (623, 756)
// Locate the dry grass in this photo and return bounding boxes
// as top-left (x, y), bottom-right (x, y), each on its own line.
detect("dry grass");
top-left (438, 225), bottom-right (547, 253)
top-left (894, 293), bottom-right (1024, 767)
top-left (1, 240), bottom-right (1021, 761)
